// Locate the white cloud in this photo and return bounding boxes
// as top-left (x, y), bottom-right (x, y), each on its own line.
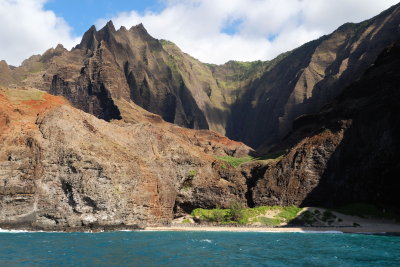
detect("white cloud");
top-left (0, 0), bottom-right (79, 66)
top-left (97, 0), bottom-right (399, 64)
top-left (1, 0), bottom-right (398, 66)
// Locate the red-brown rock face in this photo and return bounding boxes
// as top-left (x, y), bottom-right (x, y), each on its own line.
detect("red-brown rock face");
top-left (0, 88), bottom-right (253, 230)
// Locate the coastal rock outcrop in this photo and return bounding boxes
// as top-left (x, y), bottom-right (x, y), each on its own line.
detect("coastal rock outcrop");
top-left (0, 88), bottom-right (252, 230)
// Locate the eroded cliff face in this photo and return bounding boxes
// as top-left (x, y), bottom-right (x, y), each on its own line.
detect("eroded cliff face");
top-left (0, 88), bottom-right (253, 230)
top-left (51, 22), bottom-right (211, 129)
top-left (2, 3), bottom-right (400, 151)
top-left (249, 43), bottom-right (400, 209)
top-left (229, 3), bottom-right (400, 149)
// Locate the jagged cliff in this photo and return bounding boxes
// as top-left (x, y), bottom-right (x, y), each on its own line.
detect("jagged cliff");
top-left (2, 4), bottom-right (400, 150)
top-left (0, 87), bottom-right (254, 230)
top-left (249, 42), bottom-right (400, 209)
top-left (229, 4), bottom-right (400, 149)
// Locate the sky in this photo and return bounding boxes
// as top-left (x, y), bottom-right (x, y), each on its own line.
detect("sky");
top-left (0, 0), bottom-right (398, 66)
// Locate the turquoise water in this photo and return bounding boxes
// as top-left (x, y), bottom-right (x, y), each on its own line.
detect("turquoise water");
top-left (0, 231), bottom-right (399, 266)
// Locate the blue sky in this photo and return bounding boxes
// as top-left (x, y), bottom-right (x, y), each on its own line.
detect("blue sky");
top-left (44, 0), bottom-right (164, 35)
top-left (0, 0), bottom-right (399, 66)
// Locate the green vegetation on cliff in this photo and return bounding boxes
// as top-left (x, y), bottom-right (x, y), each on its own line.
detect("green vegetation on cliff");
top-left (159, 39), bottom-right (176, 46)
top-left (2, 88), bottom-right (44, 103)
top-left (191, 205), bottom-right (302, 225)
top-left (217, 155), bottom-right (254, 167)
top-left (217, 150), bottom-right (287, 167)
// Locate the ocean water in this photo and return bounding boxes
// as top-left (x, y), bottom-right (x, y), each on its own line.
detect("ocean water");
top-left (0, 230), bottom-right (399, 266)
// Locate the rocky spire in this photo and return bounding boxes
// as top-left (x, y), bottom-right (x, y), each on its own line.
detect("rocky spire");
top-left (77, 25), bottom-right (98, 51)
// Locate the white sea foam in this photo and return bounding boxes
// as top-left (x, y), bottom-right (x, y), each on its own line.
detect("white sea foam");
top-left (200, 239), bottom-right (213, 243)
top-left (0, 228), bottom-right (59, 233)
top-left (0, 228), bottom-right (31, 233)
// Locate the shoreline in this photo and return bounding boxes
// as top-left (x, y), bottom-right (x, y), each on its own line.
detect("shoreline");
top-left (144, 224), bottom-right (400, 234)
top-left (2, 222), bottom-right (400, 234)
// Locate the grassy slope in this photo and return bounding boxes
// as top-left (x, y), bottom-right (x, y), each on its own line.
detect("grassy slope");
top-left (188, 204), bottom-right (400, 227)
top-left (191, 205), bottom-right (302, 226)
top-left (217, 150), bottom-right (287, 167)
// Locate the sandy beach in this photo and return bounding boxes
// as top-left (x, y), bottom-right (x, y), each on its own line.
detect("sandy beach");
top-left (145, 223), bottom-right (400, 234)
top-left (144, 207), bottom-right (400, 234)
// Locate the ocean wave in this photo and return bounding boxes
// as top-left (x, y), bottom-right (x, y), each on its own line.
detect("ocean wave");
top-left (0, 228), bottom-right (32, 233)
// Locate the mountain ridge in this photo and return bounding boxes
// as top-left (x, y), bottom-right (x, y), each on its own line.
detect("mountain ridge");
top-left (2, 3), bottom-right (400, 151)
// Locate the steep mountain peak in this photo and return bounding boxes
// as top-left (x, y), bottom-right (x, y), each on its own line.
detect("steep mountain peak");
top-left (87, 24), bottom-right (97, 32)
top-left (130, 23), bottom-right (146, 32)
top-left (104, 20), bottom-right (116, 31)
top-left (128, 23), bottom-right (155, 41)
top-left (77, 25), bottom-right (98, 51)
top-left (78, 21), bottom-right (155, 52)
top-left (95, 20), bottom-right (118, 45)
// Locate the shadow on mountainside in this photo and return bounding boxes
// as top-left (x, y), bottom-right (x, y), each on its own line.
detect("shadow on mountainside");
top-left (299, 43), bottom-right (400, 210)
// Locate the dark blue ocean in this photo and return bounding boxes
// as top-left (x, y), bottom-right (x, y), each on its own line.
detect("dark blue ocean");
top-left (1, 230), bottom-right (399, 266)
